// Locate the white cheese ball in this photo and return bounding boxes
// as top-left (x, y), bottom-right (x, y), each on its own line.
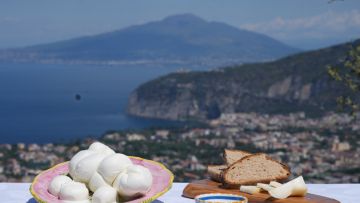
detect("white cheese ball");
top-left (48, 175), bottom-right (72, 197)
top-left (88, 172), bottom-right (109, 192)
top-left (69, 150), bottom-right (96, 180)
top-left (59, 181), bottom-right (89, 201)
top-left (98, 153), bottom-right (133, 184)
top-left (92, 186), bottom-right (118, 203)
top-left (73, 153), bottom-right (107, 183)
top-left (89, 142), bottom-right (115, 156)
top-left (113, 165), bottom-right (153, 197)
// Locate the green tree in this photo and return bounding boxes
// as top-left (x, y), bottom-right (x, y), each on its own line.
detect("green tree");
top-left (328, 45), bottom-right (360, 115)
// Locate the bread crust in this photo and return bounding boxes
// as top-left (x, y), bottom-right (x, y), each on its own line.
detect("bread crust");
top-left (222, 153), bottom-right (291, 186)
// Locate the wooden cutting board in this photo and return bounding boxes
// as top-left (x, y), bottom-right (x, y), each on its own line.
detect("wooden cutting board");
top-left (182, 179), bottom-right (340, 203)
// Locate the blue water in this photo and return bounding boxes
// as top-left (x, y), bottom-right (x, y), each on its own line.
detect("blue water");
top-left (0, 62), bottom-right (208, 144)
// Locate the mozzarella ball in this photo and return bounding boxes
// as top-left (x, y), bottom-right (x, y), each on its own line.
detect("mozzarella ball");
top-left (48, 175), bottom-right (72, 197)
top-left (69, 150), bottom-right (96, 180)
top-left (92, 186), bottom-right (118, 203)
top-left (98, 153), bottom-right (133, 184)
top-left (88, 142), bottom-right (115, 156)
top-left (88, 172), bottom-right (109, 192)
top-left (59, 181), bottom-right (89, 201)
top-left (73, 153), bottom-right (107, 183)
top-left (113, 165), bottom-right (153, 197)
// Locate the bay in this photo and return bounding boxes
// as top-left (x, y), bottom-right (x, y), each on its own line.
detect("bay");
top-left (0, 62), bottom-right (207, 144)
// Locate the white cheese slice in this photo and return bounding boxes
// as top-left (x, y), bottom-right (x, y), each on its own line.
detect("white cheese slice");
top-left (256, 183), bottom-right (274, 192)
top-left (269, 181), bottom-right (282, 188)
top-left (269, 176), bottom-right (307, 199)
top-left (239, 185), bottom-right (261, 194)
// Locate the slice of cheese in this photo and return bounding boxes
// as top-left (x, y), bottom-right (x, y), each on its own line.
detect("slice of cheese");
top-left (240, 185), bottom-right (261, 194)
top-left (256, 183), bottom-right (274, 192)
top-left (269, 181), bottom-right (282, 188)
top-left (269, 176), bottom-right (307, 199)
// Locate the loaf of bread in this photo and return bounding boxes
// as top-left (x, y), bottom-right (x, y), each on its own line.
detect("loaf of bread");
top-left (223, 153), bottom-right (290, 186)
top-left (207, 165), bottom-right (227, 182)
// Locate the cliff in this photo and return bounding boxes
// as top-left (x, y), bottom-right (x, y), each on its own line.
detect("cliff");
top-left (127, 39), bottom-right (360, 120)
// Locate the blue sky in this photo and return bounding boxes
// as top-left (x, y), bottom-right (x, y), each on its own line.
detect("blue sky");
top-left (1, 0), bottom-right (360, 49)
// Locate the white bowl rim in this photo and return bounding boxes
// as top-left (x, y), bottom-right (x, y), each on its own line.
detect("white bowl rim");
top-left (195, 193), bottom-right (248, 202)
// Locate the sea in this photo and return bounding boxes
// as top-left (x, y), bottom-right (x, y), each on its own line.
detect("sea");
top-left (0, 62), bottom-right (208, 144)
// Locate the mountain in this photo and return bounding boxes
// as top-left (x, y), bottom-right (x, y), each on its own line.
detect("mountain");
top-left (127, 39), bottom-right (360, 120)
top-left (0, 14), bottom-right (298, 66)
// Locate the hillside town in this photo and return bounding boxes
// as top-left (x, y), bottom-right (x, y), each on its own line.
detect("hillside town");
top-left (1, 112), bottom-right (359, 183)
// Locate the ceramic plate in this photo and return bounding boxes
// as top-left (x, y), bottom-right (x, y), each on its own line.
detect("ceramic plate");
top-left (30, 156), bottom-right (174, 203)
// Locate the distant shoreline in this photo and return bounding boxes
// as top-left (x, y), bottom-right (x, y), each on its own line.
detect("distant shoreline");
top-left (1, 111), bottom-right (359, 183)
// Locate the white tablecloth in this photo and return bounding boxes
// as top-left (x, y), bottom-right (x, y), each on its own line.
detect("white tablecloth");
top-left (0, 183), bottom-right (359, 203)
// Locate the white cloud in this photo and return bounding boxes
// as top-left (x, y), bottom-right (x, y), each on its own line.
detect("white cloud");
top-left (241, 10), bottom-right (360, 41)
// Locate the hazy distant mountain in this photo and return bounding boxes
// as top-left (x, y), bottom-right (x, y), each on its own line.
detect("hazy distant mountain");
top-left (127, 39), bottom-right (360, 120)
top-left (0, 14), bottom-right (298, 66)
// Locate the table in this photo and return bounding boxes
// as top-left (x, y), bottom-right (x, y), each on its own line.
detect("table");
top-left (0, 183), bottom-right (359, 203)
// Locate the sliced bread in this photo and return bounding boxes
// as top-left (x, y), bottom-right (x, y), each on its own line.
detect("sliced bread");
top-left (223, 153), bottom-right (290, 186)
top-left (207, 165), bottom-right (227, 182)
top-left (223, 149), bottom-right (252, 165)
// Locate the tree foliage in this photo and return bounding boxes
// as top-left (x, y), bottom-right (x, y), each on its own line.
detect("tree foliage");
top-left (328, 45), bottom-right (360, 115)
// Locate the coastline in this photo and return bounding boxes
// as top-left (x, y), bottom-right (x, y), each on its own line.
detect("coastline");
top-left (1, 112), bottom-right (359, 184)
